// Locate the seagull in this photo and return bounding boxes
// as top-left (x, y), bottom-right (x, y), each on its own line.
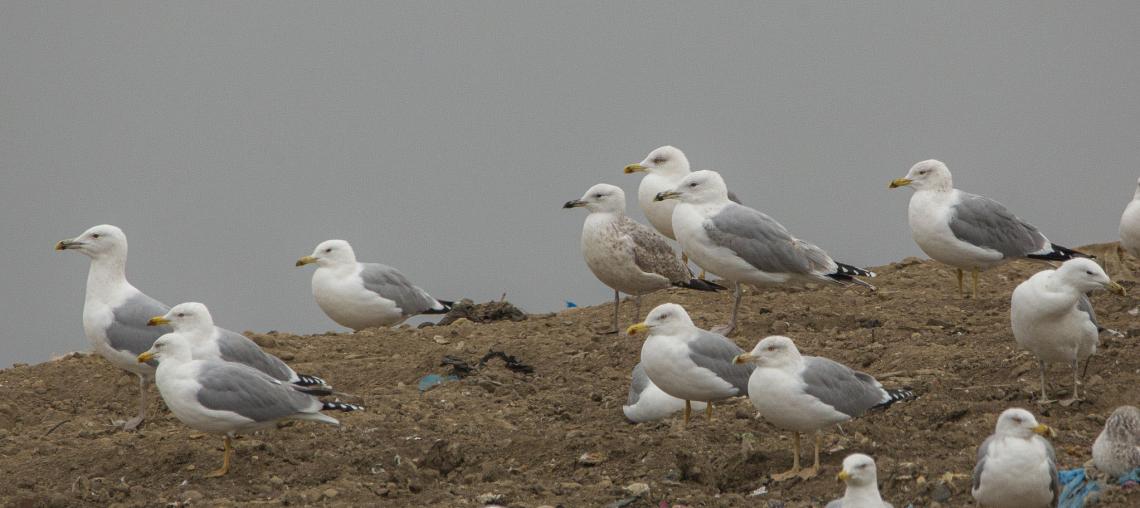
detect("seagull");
top-left (146, 302), bottom-right (328, 389)
top-left (1119, 178), bottom-right (1140, 260)
top-left (137, 334), bottom-right (361, 477)
top-left (971, 408), bottom-right (1058, 508)
top-left (1010, 258), bottom-right (1124, 405)
top-left (296, 240), bottom-right (452, 330)
top-left (622, 362), bottom-right (706, 423)
top-left (626, 303), bottom-right (753, 425)
top-left (55, 224), bottom-right (171, 430)
top-left (564, 183), bottom-right (722, 332)
top-left (828, 454), bottom-right (893, 508)
top-left (733, 336), bottom-right (914, 480)
top-left (1092, 405), bottom-right (1140, 478)
top-left (623, 145), bottom-right (742, 241)
top-left (656, 170), bottom-right (874, 335)
top-left (890, 159), bottom-right (1089, 298)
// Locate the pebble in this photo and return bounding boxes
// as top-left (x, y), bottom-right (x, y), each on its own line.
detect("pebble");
top-left (183, 490), bottom-right (204, 502)
top-left (624, 482), bottom-right (650, 497)
top-left (433, 335), bottom-right (450, 345)
top-left (577, 451), bottom-right (606, 466)
top-left (476, 492), bottom-right (505, 504)
top-left (322, 488), bottom-right (339, 499)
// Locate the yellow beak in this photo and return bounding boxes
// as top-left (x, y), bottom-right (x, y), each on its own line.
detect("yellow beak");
top-left (654, 190), bottom-right (682, 202)
top-left (137, 351), bottom-right (155, 363)
top-left (623, 163), bottom-right (647, 174)
top-left (732, 353), bottom-right (755, 365)
top-left (1033, 423), bottom-right (1056, 438)
top-left (889, 177), bottom-right (913, 188)
top-left (296, 256), bottom-right (317, 267)
top-left (147, 316), bottom-right (170, 327)
top-left (54, 241), bottom-right (66, 251)
top-left (837, 470), bottom-right (849, 482)
top-left (625, 322), bottom-right (649, 335)
top-left (1107, 281), bottom-right (1126, 296)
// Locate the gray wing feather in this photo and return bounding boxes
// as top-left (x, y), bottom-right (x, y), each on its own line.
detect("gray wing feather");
top-left (972, 434), bottom-right (995, 492)
top-left (1044, 438), bottom-right (1059, 506)
top-left (949, 193), bottom-right (1048, 257)
top-left (1077, 293), bottom-right (1101, 330)
top-left (627, 363), bottom-right (651, 406)
top-left (619, 217), bottom-right (688, 283)
top-left (106, 292), bottom-right (171, 355)
top-left (800, 357), bottom-right (888, 418)
top-left (727, 190), bottom-right (743, 205)
top-left (359, 263), bottom-right (440, 316)
top-left (195, 362), bottom-right (318, 422)
top-left (686, 330), bottom-right (754, 394)
top-left (706, 203), bottom-right (837, 276)
top-left (215, 328), bottom-right (295, 382)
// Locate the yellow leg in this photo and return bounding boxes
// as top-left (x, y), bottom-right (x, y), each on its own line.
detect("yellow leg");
top-left (206, 435), bottom-right (233, 478)
top-left (772, 432), bottom-right (802, 481)
top-left (797, 432), bottom-right (822, 479)
top-left (683, 400), bottom-right (691, 426)
top-left (956, 269), bottom-right (964, 297)
top-left (971, 269), bottom-right (979, 299)
top-left (705, 402), bottom-right (713, 421)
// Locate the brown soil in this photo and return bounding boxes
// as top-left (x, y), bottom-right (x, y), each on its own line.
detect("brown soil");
top-left (2, 249), bottom-right (1139, 507)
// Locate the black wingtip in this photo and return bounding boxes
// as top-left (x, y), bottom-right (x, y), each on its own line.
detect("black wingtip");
top-left (423, 299), bottom-right (454, 315)
top-left (322, 401), bottom-right (364, 412)
top-left (294, 374), bottom-right (327, 387)
top-left (873, 388), bottom-right (917, 410)
top-left (1026, 244), bottom-right (1092, 262)
top-left (675, 278), bottom-right (727, 292)
top-left (826, 263), bottom-right (877, 290)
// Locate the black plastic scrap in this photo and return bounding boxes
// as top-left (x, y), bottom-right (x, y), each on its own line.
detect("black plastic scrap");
top-left (439, 349), bottom-right (534, 378)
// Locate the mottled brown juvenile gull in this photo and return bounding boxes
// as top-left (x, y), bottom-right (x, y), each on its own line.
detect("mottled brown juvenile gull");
top-left (55, 224), bottom-right (172, 430)
top-left (1093, 405), bottom-right (1140, 478)
top-left (564, 183), bottom-right (721, 332)
top-left (829, 454), bottom-right (893, 508)
top-left (296, 239), bottom-right (452, 330)
top-left (890, 159), bottom-right (1089, 298)
top-left (657, 170), bottom-right (874, 335)
top-left (622, 362), bottom-right (705, 423)
top-left (971, 408), bottom-right (1058, 508)
top-left (734, 336), bottom-right (914, 480)
top-left (147, 302), bottom-right (327, 388)
top-left (626, 303), bottom-right (753, 425)
top-left (137, 335), bottom-right (361, 477)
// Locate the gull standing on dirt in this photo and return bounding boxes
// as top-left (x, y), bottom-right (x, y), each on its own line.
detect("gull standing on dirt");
top-left (137, 335), bottom-right (361, 477)
top-left (733, 336), bottom-right (914, 480)
top-left (626, 303), bottom-right (753, 425)
top-left (1119, 178), bottom-right (1140, 260)
top-left (889, 159), bottom-right (1089, 298)
top-left (55, 224), bottom-right (171, 430)
top-left (622, 362), bottom-right (706, 423)
top-left (146, 302), bottom-right (327, 388)
top-left (623, 145), bottom-right (742, 240)
top-left (296, 239), bottom-right (452, 330)
top-left (971, 408), bottom-right (1058, 508)
top-left (564, 183), bottom-right (722, 332)
top-left (1092, 405), bottom-right (1140, 478)
top-left (1010, 258), bottom-right (1124, 405)
top-left (828, 454), bottom-right (893, 508)
top-left (657, 170), bottom-right (874, 335)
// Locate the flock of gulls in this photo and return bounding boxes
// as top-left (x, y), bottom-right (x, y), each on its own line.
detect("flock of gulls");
top-left (51, 145), bottom-right (1140, 506)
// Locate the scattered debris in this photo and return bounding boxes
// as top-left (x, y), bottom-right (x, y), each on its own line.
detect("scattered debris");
top-left (438, 298), bottom-right (527, 325)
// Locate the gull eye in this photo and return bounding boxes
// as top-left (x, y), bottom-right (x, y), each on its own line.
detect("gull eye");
top-left (177, 313), bottom-right (185, 318)
top-left (594, 193), bottom-right (604, 198)
top-left (689, 182), bottom-right (698, 187)
top-left (324, 248), bottom-right (332, 253)
top-left (652, 157), bottom-right (666, 164)
top-left (91, 233), bottom-right (101, 238)
top-left (1086, 270), bottom-right (1094, 275)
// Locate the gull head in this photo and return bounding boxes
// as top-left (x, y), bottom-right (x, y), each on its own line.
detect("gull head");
top-left (624, 145), bottom-right (690, 177)
top-left (137, 333), bottom-right (193, 365)
top-left (1103, 405), bottom-right (1140, 442)
top-left (994, 408), bottom-right (1055, 439)
top-left (1055, 258), bottom-right (1125, 296)
top-left (55, 224), bottom-right (127, 260)
top-left (625, 302), bottom-right (694, 336)
top-left (297, 239), bottom-right (357, 268)
top-left (148, 302), bottom-right (214, 333)
top-left (733, 335), bottom-right (801, 367)
top-left (1133, 177), bottom-right (1140, 200)
top-left (563, 183), bottom-right (626, 214)
top-left (655, 170), bottom-right (729, 204)
top-left (837, 453), bottom-right (879, 487)
top-left (891, 159), bottom-right (952, 192)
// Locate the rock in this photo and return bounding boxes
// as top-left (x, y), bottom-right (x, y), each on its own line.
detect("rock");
top-left (624, 482), bottom-right (650, 497)
top-left (183, 490), bottom-right (205, 502)
top-left (476, 492), bottom-right (505, 504)
top-left (269, 476), bottom-right (284, 486)
top-left (577, 451), bottom-right (606, 466)
top-left (433, 335), bottom-right (450, 345)
top-left (931, 482), bottom-right (952, 502)
top-left (322, 488), bottom-right (339, 499)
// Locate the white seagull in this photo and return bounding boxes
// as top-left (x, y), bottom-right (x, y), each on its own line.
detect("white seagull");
top-left (1092, 405), bottom-right (1140, 478)
top-left (626, 303), bottom-right (753, 425)
top-left (1010, 258), bottom-right (1124, 405)
top-left (828, 454), bottom-right (893, 508)
top-left (890, 159), bottom-right (1088, 298)
top-left (623, 145), bottom-right (742, 240)
top-left (622, 362), bottom-right (706, 423)
top-left (564, 183), bottom-right (722, 332)
top-left (971, 408), bottom-right (1058, 508)
top-left (146, 302), bottom-right (327, 388)
top-left (55, 224), bottom-right (171, 430)
top-left (657, 170), bottom-right (874, 335)
top-left (296, 239), bottom-right (452, 330)
top-left (137, 334), bottom-right (361, 477)
top-left (1119, 178), bottom-right (1140, 260)
top-left (733, 336), bottom-right (914, 480)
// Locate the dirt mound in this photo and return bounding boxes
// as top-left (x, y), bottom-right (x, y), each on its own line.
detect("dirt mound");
top-left (2, 250), bottom-right (1139, 507)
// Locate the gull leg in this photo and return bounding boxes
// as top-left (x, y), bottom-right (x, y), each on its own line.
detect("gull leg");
top-left (123, 375), bottom-right (149, 431)
top-left (634, 295), bottom-right (642, 321)
top-left (602, 289), bottom-right (619, 335)
top-left (206, 435), bottom-right (233, 478)
top-left (772, 432), bottom-right (802, 481)
top-left (1081, 355), bottom-right (1093, 379)
top-left (683, 400), bottom-right (691, 426)
top-left (1061, 359), bottom-right (1082, 407)
top-left (1037, 360), bottom-right (1054, 404)
top-left (798, 432), bottom-right (822, 479)
top-left (705, 402), bottom-right (713, 421)
top-left (971, 269), bottom-right (979, 299)
top-left (956, 269), bottom-right (964, 297)
top-left (712, 283), bottom-right (742, 335)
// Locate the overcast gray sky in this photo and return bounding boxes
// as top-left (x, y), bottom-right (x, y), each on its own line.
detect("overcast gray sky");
top-left (3, 2), bottom-right (1139, 367)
